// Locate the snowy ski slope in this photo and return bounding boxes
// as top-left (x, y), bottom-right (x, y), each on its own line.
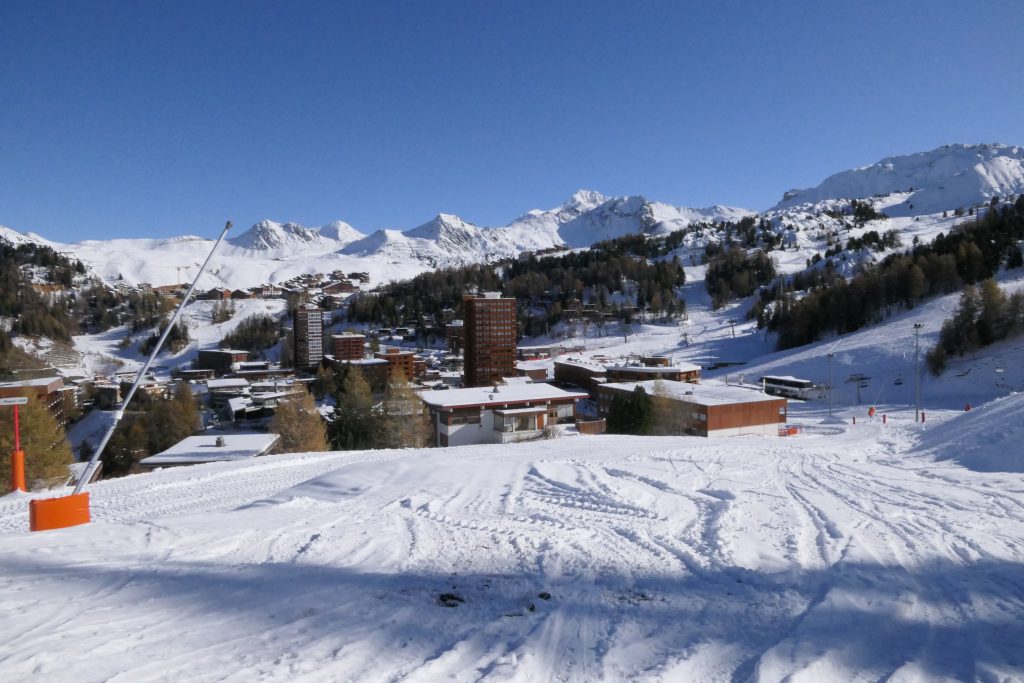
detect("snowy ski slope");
top-left (1, 402), bottom-right (1023, 681)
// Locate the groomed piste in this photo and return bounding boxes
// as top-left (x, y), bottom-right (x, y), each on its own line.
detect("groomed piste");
top-left (2, 400), bottom-right (1023, 681)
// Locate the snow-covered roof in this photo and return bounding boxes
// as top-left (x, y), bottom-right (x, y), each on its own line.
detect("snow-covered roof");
top-left (553, 356), bottom-right (608, 373)
top-left (761, 375), bottom-right (813, 384)
top-left (420, 383), bottom-right (587, 410)
top-left (0, 376), bottom-right (62, 389)
top-left (251, 391), bottom-right (292, 401)
top-left (608, 363), bottom-right (701, 374)
top-left (501, 376), bottom-right (535, 385)
top-left (227, 397), bottom-right (249, 413)
top-left (207, 378), bottom-right (250, 390)
top-left (139, 432), bottom-right (279, 467)
top-left (601, 380), bottom-right (784, 407)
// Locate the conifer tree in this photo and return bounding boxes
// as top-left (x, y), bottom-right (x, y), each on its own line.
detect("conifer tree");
top-left (0, 393), bottom-right (73, 492)
top-left (270, 391), bottom-right (329, 453)
top-left (649, 380), bottom-right (679, 435)
top-left (329, 366), bottom-right (377, 450)
top-left (103, 414), bottom-right (149, 477)
top-left (147, 383), bottom-right (200, 454)
top-left (379, 376), bottom-right (430, 449)
top-left (607, 386), bottom-right (654, 435)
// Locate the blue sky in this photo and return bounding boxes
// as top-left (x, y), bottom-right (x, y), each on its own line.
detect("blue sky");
top-left (2, 1), bottom-right (1022, 242)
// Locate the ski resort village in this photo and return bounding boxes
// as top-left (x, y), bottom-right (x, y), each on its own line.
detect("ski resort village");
top-left (2, 141), bottom-right (1024, 680)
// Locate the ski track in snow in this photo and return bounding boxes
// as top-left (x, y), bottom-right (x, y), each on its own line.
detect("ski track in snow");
top-left (1, 416), bottom-right (1023, 682)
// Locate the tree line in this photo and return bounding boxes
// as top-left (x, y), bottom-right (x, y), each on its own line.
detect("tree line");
top-left (763, 200), bottom-right (1024, 350)
top-left (346, 237), bottom-right (689, 336)
top-left (704, 246), bottom-right (777, 309)
top-left (927, 279), bottom-right (1024, 374)
top-left (219, 313), bottom-right (284, 356)
top-left (316, 364), bottom-right (431, 451)
top-left (0, 241), bottom-right (81, 343)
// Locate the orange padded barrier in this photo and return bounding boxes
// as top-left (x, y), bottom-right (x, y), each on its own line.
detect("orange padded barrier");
top-left (10, 449), bottom-right (26, 492)
top-left (29, 493), bottom-right (91, 531)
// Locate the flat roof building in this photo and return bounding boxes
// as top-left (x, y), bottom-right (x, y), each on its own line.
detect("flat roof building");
top-left (596, 380), bottom-right (787, 438)
top-left (606, 363), bottom-right (701, 384)
top-left (294, 304), bottom-right (325, 371)
top-left (553, 356), bottom-right (608, 392)
top-left (139, 432), bottom-right (280, 469)
top-left (420, 382), bottom-right (587, 447)
top-left (374, 347), bottom-right (417, 382)
top-left (331, 333), bottom-right (366, 361)
top-left (463, 293), bottom-right (516, 388)
top-left (196, 349), bottom-right (249, 376)
top-left (0, 376), bottom-right (67, 426)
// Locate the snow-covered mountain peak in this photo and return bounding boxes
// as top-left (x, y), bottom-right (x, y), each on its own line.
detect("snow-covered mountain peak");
top-left (561, 189), bottom-right (609, 213)
top-left (775, 143), bottom-right (1024, 216)
top-left (0, 224), bottom-right (53, 248)
top-left (228, 218), bottom-right (364, 253)
top-left (405, 213), bottom-right (478, 240)
top-left (228, 220), bottom-right (331, 252)
top-left (318, 220), bottom-right (364, 245)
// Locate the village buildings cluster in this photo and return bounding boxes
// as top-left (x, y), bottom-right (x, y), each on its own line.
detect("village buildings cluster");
top-left (3, 281), bottom-right (808, 481)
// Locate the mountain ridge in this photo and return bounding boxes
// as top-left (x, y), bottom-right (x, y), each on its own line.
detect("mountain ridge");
top-left (2, 142), bottom-right (1021, 288)
top-left (775, 143), bottom-right (1024, 216)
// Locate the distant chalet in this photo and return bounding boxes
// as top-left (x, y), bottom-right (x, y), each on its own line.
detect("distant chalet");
top-left (420, 383), bottom-right (587, 447)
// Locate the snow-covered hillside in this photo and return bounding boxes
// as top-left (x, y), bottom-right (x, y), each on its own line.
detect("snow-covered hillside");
top-left (0, 224), bottom-right (56, 248)
top-left (776, 143), bottom-right (1024, 217)
top-left (551, 194), bottom-right (751, 248)
top-left (2, 405), bottom-right (1023, 680)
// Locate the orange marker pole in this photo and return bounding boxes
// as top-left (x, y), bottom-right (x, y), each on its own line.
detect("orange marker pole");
top-left (10, 403), bottom-right (26, 492)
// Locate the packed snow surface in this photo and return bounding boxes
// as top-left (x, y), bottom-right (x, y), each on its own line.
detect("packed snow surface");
top-left (918, 392), bottom-right (1024, 472)
top-left (2, 410), bottom-right (1023, 681)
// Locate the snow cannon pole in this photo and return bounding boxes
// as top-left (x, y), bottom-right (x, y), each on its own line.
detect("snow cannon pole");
top-left (69, 221), bottom-right (233, 499)
top-left (1, 397), bottom-right (29, 491)
top-left (12, 402), bottom-right (24, 491)
top-left (26, 222), bottom-right (231, 532)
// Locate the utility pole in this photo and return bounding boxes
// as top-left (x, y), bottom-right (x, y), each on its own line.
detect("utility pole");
top-left (827, 352), bottom-right (834, 416)
top-left (914, 323), bottom-right (923, 423)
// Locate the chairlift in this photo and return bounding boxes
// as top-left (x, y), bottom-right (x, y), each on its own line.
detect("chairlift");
top-left (894, 375), bottom-right (903, 386)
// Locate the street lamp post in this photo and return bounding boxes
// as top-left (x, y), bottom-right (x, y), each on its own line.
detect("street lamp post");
top-left (914, 323), bottom-right (923, 422)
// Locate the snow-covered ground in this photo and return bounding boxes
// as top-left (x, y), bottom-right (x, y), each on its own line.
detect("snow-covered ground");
top-left (66, 298), bottom-right (290, 378)
top-left (2, 402), bottom-right (1023, 681)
